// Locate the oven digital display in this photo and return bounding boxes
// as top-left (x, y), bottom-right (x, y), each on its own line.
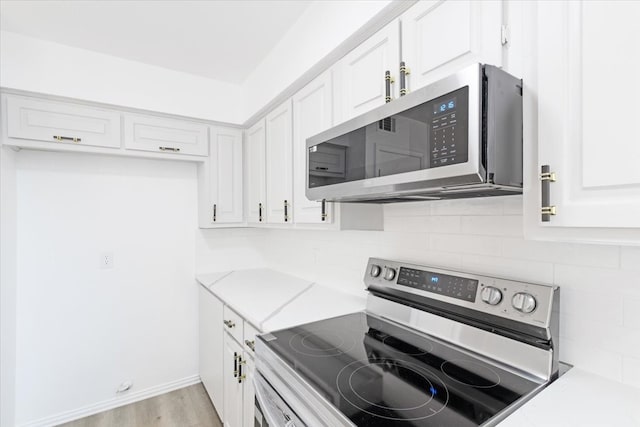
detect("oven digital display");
top-left (397, 267), bottom-right (478, 302)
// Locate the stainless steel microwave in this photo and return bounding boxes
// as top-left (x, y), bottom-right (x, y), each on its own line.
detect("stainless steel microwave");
top-left (306, 63), bottom-right (523, 203)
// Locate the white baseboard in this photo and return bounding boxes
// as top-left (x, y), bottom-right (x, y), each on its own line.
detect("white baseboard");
top-left (19, 374), bottom-right (201, 427)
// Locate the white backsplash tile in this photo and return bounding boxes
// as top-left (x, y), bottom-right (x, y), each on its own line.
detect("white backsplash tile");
top-left (623, 357), bottom-right (640, 389)
top-left (621, 246), bottom-right (640, 271)
top-left (201, 197), bottom-right (640, 388)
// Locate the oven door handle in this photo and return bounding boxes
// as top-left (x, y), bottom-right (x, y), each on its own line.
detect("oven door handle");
top-left (254, 375), bottom-right (305, 427)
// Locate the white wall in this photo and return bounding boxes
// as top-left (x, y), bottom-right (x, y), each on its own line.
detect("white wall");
top-left (198, 196), bottom-right (640, 389)
top-left (0, 31), bottom-right (244, 124)
top-left (1, 146), bottom-right (17, 427)
top-left (14, 151), bottom-right (199, 426)
top-left (242, 0), bottom-right (392, 120)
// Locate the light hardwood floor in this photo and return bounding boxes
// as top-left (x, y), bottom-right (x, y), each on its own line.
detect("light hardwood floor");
top-left (58, 383), bottom-right (222, 427)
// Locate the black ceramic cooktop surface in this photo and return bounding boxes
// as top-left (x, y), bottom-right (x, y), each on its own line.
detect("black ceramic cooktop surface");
top-left (263, 312), bottom-right (541, 426)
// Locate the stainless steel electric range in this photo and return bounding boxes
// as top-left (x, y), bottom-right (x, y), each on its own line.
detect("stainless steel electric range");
top-left (254, 258), bottom-right (562, 427)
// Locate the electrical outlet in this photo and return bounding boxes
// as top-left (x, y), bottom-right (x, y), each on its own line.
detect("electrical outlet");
top-left (100, 252), bottom-right (114, 269)
top-left (116, 380), bottom-right (133, 394)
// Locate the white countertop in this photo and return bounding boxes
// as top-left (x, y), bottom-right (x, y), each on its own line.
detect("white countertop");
top-left (262, 284), bottom-right (366, 332)
top-left (197, 268), bottom-right (313, 330)
top-left (499, 368), bottom-right (640, 426)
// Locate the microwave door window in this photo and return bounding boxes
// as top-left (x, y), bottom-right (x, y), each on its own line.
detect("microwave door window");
top-left (308, 86), bottom-right (469, 189)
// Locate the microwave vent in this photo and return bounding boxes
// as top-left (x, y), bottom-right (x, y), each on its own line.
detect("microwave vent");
top-left (378, 117), bottom-right (396, 133)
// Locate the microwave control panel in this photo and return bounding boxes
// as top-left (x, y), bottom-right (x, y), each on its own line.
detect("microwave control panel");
top-left (429, 86), bottom-right (469, 168)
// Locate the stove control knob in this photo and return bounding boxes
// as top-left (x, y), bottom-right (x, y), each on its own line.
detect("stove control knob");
top-left (480, 286), bottom-right (503, 305)
top-left (370, 264), bottom-right (382, 278)
top-left (512, 292), bottom-right (537, 313)
top-left (383, 267), bottom-right (396, 281)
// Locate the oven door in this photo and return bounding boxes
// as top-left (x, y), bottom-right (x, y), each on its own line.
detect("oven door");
top-left (254, 373), bottom-right (306, 427)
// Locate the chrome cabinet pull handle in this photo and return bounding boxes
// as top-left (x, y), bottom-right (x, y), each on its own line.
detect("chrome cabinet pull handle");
top-left (213, 204), bottom-right (217, 222)
top-left (237, 355), bottom-right (245, 383)
top-left (159, 146), bottom-right (180, 152)
top-left (540, 165), bottom-right (557, 222)
top-left (259, 203), bottom-right (263, 222)
top-left (53, 135), bottom-right (81, 143)
top-left (223, 320), bottom-right (236, 328)
top-left (284, 200), bottom-right (289, 222)
top-left (399, 61), bottom-right (410, 96)
top-left (244, 339), bottom-right (255, 352)
top-left (321, 199), bottom-right (327, 222)
top-left (384, 70), bottom-right (395, 103)
top-left (233, 352), bottom-right (238, 378)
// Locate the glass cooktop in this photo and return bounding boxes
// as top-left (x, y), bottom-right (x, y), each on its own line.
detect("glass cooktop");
top-left (263, 312), bottom-right (542, 427)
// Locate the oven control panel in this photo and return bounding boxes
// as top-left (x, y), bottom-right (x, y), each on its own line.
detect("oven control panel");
top-left (364, 258), bottom-right (558, 329)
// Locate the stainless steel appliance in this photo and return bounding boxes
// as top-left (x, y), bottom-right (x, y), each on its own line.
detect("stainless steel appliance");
top-left (306, 64), bottom-right (523, 203)
top-left (254, 258), bottom-right (563, 426)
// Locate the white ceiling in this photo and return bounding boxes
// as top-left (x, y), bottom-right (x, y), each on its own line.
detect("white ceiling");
top-left (0, 0), bottom-right (312, 84)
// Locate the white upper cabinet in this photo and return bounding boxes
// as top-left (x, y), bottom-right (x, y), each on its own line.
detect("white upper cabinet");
top-left (292, 71), bottom-right (334, 224)
top-left (523, 0), bottom-right (640, 243)
top-left (265, 100), bottom-right (294, 224)
top-left (5, 94), bottom-right (121, 148)
top-left (401, 0), bottom-right (503, 92)
top-left (333, 19), bottom-right (400, 124)
top-left (123, 113), bottom-right (208, 156)
top-left (246, 119), bottom-right (267, 224)
top-left (202, 126), bottom-right (243, 226)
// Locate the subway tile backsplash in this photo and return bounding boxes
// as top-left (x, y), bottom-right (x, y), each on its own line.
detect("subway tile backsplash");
top-left (199, 195), bottom-right (640, 389)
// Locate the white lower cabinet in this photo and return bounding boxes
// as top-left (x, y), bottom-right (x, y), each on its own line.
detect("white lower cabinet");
top-left (242, 355), bottom-right (255, 427)
top-left (223, 332), bottom-right (244, 427)
top-left (200, 289), bottom-right (257, 426)
top-left (198, 287), bottom-right (224, 419)
top-left (123, 113), bottom-right (208, 156)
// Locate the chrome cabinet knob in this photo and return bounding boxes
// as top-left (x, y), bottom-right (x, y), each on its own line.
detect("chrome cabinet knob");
top-left (481, 286), bottom-right (503, 305)
top-left (512, 292), bottom-right (537, 313)
top-left (383, 267), bottom-right (396, 281)
top-left (370, 264), bottom-right (382, 277)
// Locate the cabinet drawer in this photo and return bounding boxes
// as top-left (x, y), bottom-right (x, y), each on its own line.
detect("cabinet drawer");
top-left (123, 113), bottom-right (208, 156)
top-left (243, 322), bottom-right (260, 355)
top-left (222, 305), bottom-right (244, 344)
top-left (6, 95), bottom-right (121, 148)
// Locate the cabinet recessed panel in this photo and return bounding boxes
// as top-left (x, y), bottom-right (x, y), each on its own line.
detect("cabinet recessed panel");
top-left (581, 1), bottom-right (640, 188)
top-left (415, 1), bottom-right (472, 75)
top-left (348, 43), bottom-right (387, 109)
top-left (6, 95), bottom-right (121, 148)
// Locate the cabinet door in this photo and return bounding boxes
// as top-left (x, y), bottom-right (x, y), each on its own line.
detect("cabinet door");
top-left (246, 119), bottom-right (266, 224)
top-left (199, 287), bottom-right (224, 417)
top-left (401, 0), bottom-right (503, 92)
top-left (5, 95), bottom-right (121, 148)
top-left (123, 113), bottom-right (208, 156)
top-left (292, 71), bottom-right (334, 224)
top-left (334, 19), bottom-right (400, 123)
top-left (242, 354), bottom-right (255, 427)
top-left (210, 126), bottom-right (243, 223)
top-left (265, 100), bottom-right (293, 224)
top-left (523, 1), bottom-right (640, 243)
top-left (223, 332), bottom-right (244, 427)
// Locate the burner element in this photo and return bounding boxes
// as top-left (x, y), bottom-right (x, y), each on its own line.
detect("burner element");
top-left (336, 359), bottom-right (449, 421)
top-left (381, 333), bottom-right (433, 356)
top-left (441, 359), bottom-right (501, 388)
top-left (289, 329), bottom-right (355, 357)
